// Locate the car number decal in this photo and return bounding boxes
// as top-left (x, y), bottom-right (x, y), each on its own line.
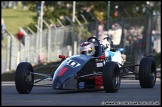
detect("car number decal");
top-left (66, 60), bottom-right (81, 68)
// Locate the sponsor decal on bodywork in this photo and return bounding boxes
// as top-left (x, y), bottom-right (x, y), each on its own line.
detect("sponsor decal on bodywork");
top-left (96, 62), bottom-right (103, 67)
top-left (58, 67), bottom-right (68, 76)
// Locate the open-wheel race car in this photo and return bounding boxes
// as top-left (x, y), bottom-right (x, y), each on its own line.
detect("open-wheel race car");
top-left (15, 36), bottom-right (157, 94)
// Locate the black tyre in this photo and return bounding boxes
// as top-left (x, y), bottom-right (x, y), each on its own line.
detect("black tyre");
top-left (15, 62), bottom-right (34, 94)
top-left (139, 57), bottom-right (156, 88)
top-left (103, 61), bottom-right (121, 93)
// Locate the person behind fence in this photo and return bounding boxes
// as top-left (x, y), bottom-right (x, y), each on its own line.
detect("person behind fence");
top-left (80, 41), bottom-right (96, 56)
top-left (107, 23), bottom-right (122, 48)
top-left (98, 21), bottom-right (104, 42)
top-left (16, 28), bottom-right (26, 45)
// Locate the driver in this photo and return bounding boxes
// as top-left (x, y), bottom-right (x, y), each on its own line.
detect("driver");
top-left (80, 41), bottom-right (96, 56)
top-left (102, 36), bottom-right (113, 51)
top-left (102, 36), bottom-right (126, 64)
top-left (102, 36), bottom-right (115, 59)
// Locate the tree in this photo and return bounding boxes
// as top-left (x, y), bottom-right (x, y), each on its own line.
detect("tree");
top-left (25, 1), bottom-right (160, 31)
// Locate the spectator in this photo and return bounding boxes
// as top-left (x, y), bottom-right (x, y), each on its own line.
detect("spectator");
top-left (82, 7), bottom-right (95, 22)
top-left (98, 21), bottom-right (104, 42)
top-left (16, 27), bottom-right (27, 45)
top-left (107, 23), bottom-right (122, 48)
top-left (16, 31), bottom-right (24, 44)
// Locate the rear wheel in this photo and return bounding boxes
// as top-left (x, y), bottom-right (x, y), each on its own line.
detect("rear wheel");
top-left (15, 62), bottom-right (34, 94)
top-left (103, 61), bottom-right (121, 93)
top-left (139, 57), bottom-right (156, 88)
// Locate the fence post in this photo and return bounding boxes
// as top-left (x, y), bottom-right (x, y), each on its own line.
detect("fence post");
top-left (75, 16), bottom-right (82, 26)
top-left (27, 27), bottom-right (35, 35)
top-left (67, 45), bottom-right (72, 56)
top-left (57, 19), bottom-right (64, 28)
top-left (17, 41), bottom-right (20, 65)
top-left (74, 41), bottom-right (77, 55)
top-left (42, 19), bottom-right (51, 63)
top-left (81, 14), bottom-right (88, 23)
top-left (49, 19), bottom-right (57, 28)
top-left (65, 16), bottom-right (74, 25)
top-left (6, 35), bottom-right (12, 72)
top-left (5, 30), bottom-right (13, 72)
top-left (20, 27), bottom-right (29, 62)
top-left (35, 24), bottom-right (41, 64)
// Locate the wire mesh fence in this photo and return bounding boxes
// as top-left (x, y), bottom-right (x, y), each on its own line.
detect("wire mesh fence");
top-left (1, 15), bottom-right (161, 73)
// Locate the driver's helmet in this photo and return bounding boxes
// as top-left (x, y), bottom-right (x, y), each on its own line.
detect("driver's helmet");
top-left (80, 41), bottom-right (95, 56)
top-left (102, 36), bottom-right (112, 50)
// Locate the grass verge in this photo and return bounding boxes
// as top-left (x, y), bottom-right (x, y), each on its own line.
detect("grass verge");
top-left (2, 3), bottom-right (36, 35)
top-left (1, 61), bottom-right (60, 81)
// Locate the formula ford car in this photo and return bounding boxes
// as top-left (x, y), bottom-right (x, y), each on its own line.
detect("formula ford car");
top-left (15, 36), bottom-right (157, 94)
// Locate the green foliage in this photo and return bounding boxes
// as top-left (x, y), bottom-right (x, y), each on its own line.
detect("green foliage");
top-left (2, 4), bottom-right (36, 35)
top-left (2, 1), bottom-right (160, 34)
top-left (27, 1), bottom-right (160, 25)
top-left (27, 22), bottom-right (37, 32)
top-left (2, 71), bottom-right (16, 81)
top-left (76, 25), bottom-right (92, 41)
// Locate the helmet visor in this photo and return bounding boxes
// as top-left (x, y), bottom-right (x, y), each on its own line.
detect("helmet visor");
top-left (81, 50), bottom-right (93, 55)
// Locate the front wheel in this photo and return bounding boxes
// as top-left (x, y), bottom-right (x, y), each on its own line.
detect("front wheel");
top-left (139, 57), bottom-right (156, 88)
top-left (103, 61), bottom-right (121, 93)
top-left (15, 62), bottom-right (34, 94)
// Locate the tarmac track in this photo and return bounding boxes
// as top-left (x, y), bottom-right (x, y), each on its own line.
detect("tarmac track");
top-left (2, 79), bottom-right (161, 106)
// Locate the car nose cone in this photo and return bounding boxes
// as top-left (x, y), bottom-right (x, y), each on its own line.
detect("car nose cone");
top-left (53, 81), bottom-right (62, 89)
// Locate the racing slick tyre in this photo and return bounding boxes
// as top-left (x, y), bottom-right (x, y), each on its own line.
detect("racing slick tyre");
top-left (15, 62), bottom-right (34, 94)
top-left (103, 61), bottom-right (121, 93)
top-left (139, 57), bottom-right (156, 88)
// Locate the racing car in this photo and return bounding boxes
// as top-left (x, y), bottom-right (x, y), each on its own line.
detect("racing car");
top-left (15, 36), bottom-right (157, 94)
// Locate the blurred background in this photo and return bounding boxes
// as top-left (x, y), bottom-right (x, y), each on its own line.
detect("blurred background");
top-left (1, 1), bottom-right (161, 75)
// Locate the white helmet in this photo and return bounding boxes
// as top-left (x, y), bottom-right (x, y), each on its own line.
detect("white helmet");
top-left (80, 41), bottom-right (95, 56)
top-left (102, 36), bottom-right (112, 50)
